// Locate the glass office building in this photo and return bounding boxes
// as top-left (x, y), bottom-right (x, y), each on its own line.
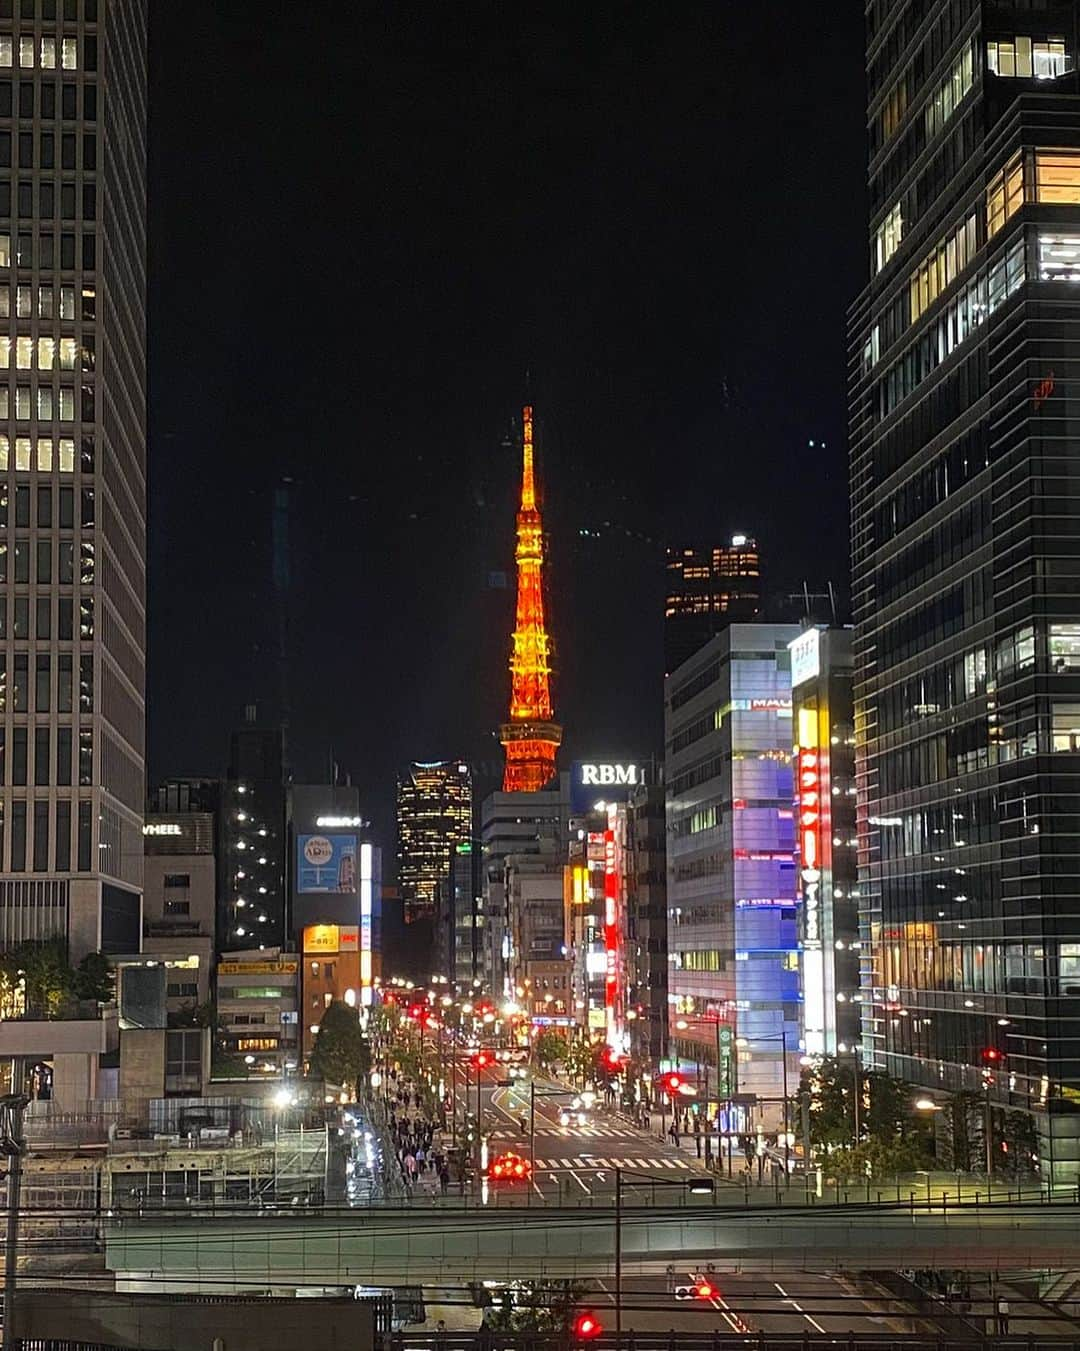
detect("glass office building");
top-left (850, 0), bottom-right (1080, 1174)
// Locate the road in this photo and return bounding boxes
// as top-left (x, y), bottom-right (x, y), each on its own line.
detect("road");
top-left (473, 1061), bottom-right (715, 1204)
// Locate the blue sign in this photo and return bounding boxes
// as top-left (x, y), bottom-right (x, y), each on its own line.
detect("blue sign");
top-left (297, 833), bottom-right (357, 894)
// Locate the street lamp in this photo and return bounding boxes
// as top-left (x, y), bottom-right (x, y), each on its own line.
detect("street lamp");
top-left (613, 1167), bottom-right (714, 1335)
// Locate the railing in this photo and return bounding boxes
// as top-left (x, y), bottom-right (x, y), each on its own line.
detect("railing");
top-left (377, 1335), bottom-right (1080, 1351)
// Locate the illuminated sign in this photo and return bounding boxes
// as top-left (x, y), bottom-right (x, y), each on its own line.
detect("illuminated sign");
top-left (143, 823), bottom-right (181, 836)
top-left (580, 763), bottom-right (640, 787)
top-left (218, 960), bottom-right (298, 976)
top-left (297, 834), bottom-right (357, 893)
top-left (603, 810), bottom-right (619, 1047)
top-left (303, 925), bottom-right (339, 954)
top-left (749, 697), bottom-right (792, 712)
top-left (789, 628), bottom-right (821, 689)
top-left (797, 720), bottom-right (826, 1054)
top-left (315, 815), bottom-right (366, 828)
top-left (360, 842), bottom-right (373, 1006)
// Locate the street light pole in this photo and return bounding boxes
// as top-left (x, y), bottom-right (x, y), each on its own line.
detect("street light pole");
top-left (529, 1079), bottom-right (536, 1181)
top-left (614, 1165), bottom-right (622, 1338)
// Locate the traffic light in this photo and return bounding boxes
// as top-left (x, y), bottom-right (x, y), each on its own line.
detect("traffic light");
top-left (981, 1047), bottom-right (1005, 1064)
top-left (471, 1050), bottom-right (493, 1070)
top-left (407, 1003), bottom-right (423, 1020)
top-left (660, 1071), bottom-right (684, 1096)
top-left (695, 1281), bottom-right (717, 1301)
top-left (574, 1312), bottom-right (602, 1340)
top-left (602, 1047), bottom-right (627, 1072)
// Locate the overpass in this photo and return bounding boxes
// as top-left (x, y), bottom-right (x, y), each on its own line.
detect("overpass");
top-left (106, 1198), bottom-right (1080, 1288)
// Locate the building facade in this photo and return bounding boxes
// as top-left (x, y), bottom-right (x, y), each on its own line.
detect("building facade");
top-left (789, 625), bottom-right (859, 1057)
top-left (625, 781), bottom-right (668, 1067)
top-left (215, 947), bottom-right (298, 1078)
top-left (141, 806), bottom-right (215, 1016)
top-left (480, 779), bottom-right (568, 995)
top-left (220, 707), bottom-right (287, 953)
top-left (396, 760), bottom-right (471, 926)
top-left (850, 0), bottom-right (1080, 1173)
top-left (0, 0), bottom-right (147, 959)
top-left (664, 537), bottom-right (762, 674)
top-left (665, 623), bottom-right (800, 1128)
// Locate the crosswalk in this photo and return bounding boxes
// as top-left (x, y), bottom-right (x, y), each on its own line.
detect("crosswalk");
top-left (532, 1156), bottom-right (691, 1171)
top-left (491, 1124), bottom-right (650, 1140)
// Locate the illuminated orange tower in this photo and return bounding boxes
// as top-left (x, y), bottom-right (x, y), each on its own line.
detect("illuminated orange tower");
top-left (500, 404), bottom-right (562, 792)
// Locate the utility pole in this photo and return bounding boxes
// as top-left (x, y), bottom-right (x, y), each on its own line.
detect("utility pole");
top-left (1, 1093), bottom-right (29, 1351)
top-left (614, 1166), bottom-right (622, 1338)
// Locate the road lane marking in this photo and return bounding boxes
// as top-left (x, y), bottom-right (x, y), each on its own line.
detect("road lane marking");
top-left (774, 1280), bottom-right (826, 1335)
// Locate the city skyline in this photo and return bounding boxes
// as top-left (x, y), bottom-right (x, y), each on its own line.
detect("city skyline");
top-left (145, 4), bottom-right (863, 853)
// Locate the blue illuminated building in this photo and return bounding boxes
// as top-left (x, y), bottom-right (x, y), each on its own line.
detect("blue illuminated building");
top-left (665, 623), bottom-right (800, 1129)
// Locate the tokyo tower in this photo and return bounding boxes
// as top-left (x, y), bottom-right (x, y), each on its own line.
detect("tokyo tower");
top-left (500, 405), bottom-right (562, 792)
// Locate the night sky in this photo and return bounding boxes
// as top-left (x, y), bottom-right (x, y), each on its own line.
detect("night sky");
top-left (147, 3), bottom-right (867, 861)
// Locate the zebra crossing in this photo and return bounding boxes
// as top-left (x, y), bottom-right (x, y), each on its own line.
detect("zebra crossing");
top-left (491, 1124), bottom-right (650, 1141)
top-left (532, 1155), bottom-right (691, 1171)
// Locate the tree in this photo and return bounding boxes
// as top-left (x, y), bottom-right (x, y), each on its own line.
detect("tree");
top-left (311, 999), bottom-right (371, 1093)
top-left (483, 1280), bottom-right (589, 1333)
top-left (72, 951), bottom-right (114, 1004)
top-left (533, 1029), bottom-right (567, 1070)
top-left (0, 939), bottom-right (72, 1017)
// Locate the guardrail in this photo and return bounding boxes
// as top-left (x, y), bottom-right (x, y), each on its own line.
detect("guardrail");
top-left (378, 1335), bottom-right (1080, 1351)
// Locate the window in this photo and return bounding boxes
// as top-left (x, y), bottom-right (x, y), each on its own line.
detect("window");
top-left (34, 654), bottom-right (48, 710)
top-left (36, 437), bottom-right (51, 471)
top-left (987, 153), bottom-right (1024, 236)
top-left (1051, 623), bottom-right (1080, 671)
top-left (1035, 150), bottom-right (1080, 205)
top-left (164, 873), bottom-right (190, 888)
top-left (39, 36), bottom-right (55, 69)
top-left (910, 212), bottom-right (978, 322)
top-left (988, 36), bottom-right (1069, 80)
top-left (874, 201), bottom-right (903, 273)
top-left (1052, 703), bottom-right (1080, 752)
top-left (164, 898), bottom-right (190, 916)
top-left (166, 981), bottom-right (198, 999)
top-left (0, 38), bottom-right (10, 67)
top-left (926, 41), bottom-right (975, 138)
top-left (56, 726), bottom-right (70, 784)
top-left (1038, 232), bottom-right (1080, 281)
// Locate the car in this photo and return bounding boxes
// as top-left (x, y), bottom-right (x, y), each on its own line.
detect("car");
top-left (559, 1109), bottom-right (588, 1128)
top-left (488, 1150), bottom-right (532, 1181)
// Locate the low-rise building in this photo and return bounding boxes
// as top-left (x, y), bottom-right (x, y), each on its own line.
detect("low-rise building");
top-left (142, 808), bottom-right (216, 1017)
top-left (216, 948), bottom-right (299, 1077)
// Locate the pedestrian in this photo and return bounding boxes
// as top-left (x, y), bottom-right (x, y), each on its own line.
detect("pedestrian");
top-left (996, 1297), bottom-right (1009, 1335)
top-left (416, 1145), bottom-right (426, 1168)
top-left (439, 1166), bottom-right (449, 1195)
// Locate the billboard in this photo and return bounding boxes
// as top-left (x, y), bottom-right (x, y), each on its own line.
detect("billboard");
top-left (297, 834), bottom-right (357, 894)
top-left (570, 760), bottom-right (646, 812)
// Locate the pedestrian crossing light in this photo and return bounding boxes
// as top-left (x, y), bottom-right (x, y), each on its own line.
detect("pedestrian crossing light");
top-left (661, 1071), bottom-right (684, 1096)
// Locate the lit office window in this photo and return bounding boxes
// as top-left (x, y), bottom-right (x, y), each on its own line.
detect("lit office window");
top-left (14, 437), bottom-right (29, 471)
top-left (988, 36), bottom-right (1069, 79)
top-left (874, 202), bottom-right (903, 273)
top-left (1052, 704), bottom-right (1080, 752)
top-left (35, 438), bottom-right (51, 472)
top-left (37, 337), bottom-right (54, 371)
top-left (987, 153), bottom-right (1024, 235)
top-left (61, 38), bottom-right (77, 70)
top-left (58, 437), bottom-right (74, 472)
top-left (15, 337), bottom-right (31, 370)
top-left (18, 37), bottom-right (32, 68)
top-left (0, 38), bottom-right (11, 68)
top-left (39, 37), bottom-right (56, 70)
top-left (1036, 150), bottom-right (1080, 205)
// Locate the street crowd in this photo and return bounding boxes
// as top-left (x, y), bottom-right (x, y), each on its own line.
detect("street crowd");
top-left (387, 1070), bottom-right (453, 1197)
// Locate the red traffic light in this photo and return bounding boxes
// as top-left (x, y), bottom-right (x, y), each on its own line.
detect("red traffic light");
top-left (696, 1282), bottom-right (717, 1300)
top-left (574, 1313), bottom-right (602, 1339)
top-left (981, 1048), bottom-right (1005, 1064)
top-left (472, 1050), bottom-right (493, 1069)
top-left (407, 1003), bottom-right (423, 1020)
top-left (602, 1047), bottom-right (627, 1070)
top-left (660, 1071), bottom-right (684, 1096)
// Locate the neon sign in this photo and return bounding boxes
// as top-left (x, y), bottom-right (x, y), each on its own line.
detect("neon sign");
top-left (798, 728), bottom-right (825, 1054)
top-left (604, 813), bottom-right (619, 1046)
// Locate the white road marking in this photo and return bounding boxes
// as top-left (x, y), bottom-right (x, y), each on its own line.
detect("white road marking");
top-left (775, 1280), bottom-right (827, 1335)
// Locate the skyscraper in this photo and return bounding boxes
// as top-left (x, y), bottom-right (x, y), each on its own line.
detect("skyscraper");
top-left (500, 404), bottom-right (562, 792)
top-left (221, 707), bottom-right (287, 952)
top-left (0, 1), bottom-right (146, 959)
top-left (396, 760), bottom-right (471, 926)
top-left (665, 623), bottom-right (800, 1128)
top-left (664, 537), bottom-right (761, 673)
top-left (850, 2), bottom-right (1080, 1174)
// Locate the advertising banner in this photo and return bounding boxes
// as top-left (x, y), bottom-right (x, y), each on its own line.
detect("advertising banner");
top-left (297, 834), bottom-right (357, 893)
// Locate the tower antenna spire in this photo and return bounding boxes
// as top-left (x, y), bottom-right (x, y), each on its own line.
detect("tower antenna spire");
top-left (499, 404), bottom-right (562, 792)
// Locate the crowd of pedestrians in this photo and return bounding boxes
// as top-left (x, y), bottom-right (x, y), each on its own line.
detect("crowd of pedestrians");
top-left (387, 1071), bottom-right (452, 1197)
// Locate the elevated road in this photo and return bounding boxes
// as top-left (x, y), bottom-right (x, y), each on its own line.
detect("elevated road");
top-left (106, 1197), bottom-right (1080, 1288)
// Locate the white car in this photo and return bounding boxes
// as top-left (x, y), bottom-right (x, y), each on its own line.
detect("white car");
top-left (558, 1110), bottom-right (588, 1128)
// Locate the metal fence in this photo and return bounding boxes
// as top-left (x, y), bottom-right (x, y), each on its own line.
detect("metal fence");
top-left (378, 1337), bottom-right (1080, 1351)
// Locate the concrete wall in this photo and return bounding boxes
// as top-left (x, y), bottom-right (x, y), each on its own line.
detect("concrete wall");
top-left (119, 1026), bottom-right (166, 1121)
top-left (14, 1289), bottom-right (374, 1351)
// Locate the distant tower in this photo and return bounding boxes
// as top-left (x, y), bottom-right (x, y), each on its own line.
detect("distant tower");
top-left (500, 406), bottom-right (562, 792)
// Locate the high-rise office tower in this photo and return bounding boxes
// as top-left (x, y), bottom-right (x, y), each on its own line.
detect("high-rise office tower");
top-left (397, 760), bottom-right (471, 925)
top-left (665, 624), bottom-right (800, 1129)
top-left (0, 1), bottom-right (146, 958)
top-left (664, 537), bottom-right (761, 673)
top-left (850, 2), bottom-right (1080, 1174)
top-left (500, 405), bottom-right (562, 792)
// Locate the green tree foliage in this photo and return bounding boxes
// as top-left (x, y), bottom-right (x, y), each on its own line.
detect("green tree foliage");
top-left (0, 939), bottom-right (73, 1016)
top-left (72, 950), bottom-right (114, 1003)
top-left (801, 1056), bottom-right (923, 1150)
top-left (311, 999), bottom-right (371, 1092)
top-left (824, 1133), bottom-right (931, 1184)
top-left (484, 1280), bottom-right (590, 1333)
top-left (532, 1029), bottom-right (567, 1069)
